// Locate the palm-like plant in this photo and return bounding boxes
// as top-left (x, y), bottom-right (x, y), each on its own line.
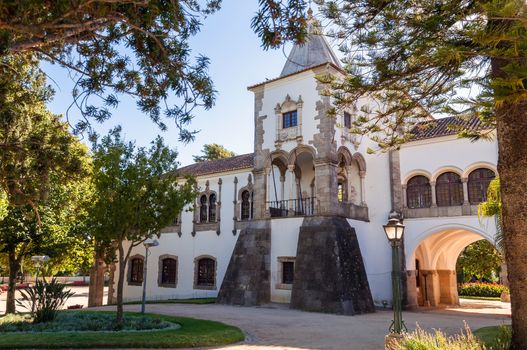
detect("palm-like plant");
top-left (16, 278), bottom-right (75, 323)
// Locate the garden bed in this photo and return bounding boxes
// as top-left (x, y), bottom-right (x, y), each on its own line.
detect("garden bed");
top-left (0, 311), bottom-right (244, 348)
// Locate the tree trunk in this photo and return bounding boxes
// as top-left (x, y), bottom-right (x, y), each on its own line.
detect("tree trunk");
top-left (494, 67), bottom-right (527, 349)
top-left (6, 251), bottom-right (20, 314)
top-left (116, 243), bottom-right (126, 326)
top-left (88, 249), bottom-right (106, 307)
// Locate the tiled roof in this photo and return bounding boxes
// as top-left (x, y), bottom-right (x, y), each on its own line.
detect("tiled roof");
top-left (177, 153), bottom-right (254, 177)
top-left (410, 116), bottom-right (487, 141)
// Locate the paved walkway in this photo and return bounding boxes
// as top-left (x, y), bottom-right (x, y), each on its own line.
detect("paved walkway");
top-left (95, 302), bottom-right (511, 350)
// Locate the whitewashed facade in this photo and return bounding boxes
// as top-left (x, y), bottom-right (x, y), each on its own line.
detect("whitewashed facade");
top-left (114, 18), bottom-right (498, 310)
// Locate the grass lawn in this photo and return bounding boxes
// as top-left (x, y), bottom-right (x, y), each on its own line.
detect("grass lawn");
top-left (0, 311), bottom-right (244, 349)
top-left (124, 297), bottom-right (216, 305)
top-left (474, 325), bottom-right (511, 349)
top-left (460, 296), bottom-right (502, 301)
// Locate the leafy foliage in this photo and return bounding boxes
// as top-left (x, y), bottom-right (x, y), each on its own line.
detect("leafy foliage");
top-left (0, 1), bottom-right (220, 142)
top-left (87, 127), bottom-right (197, 323)
top-left (459, 282), bottom-right (509, 298)
top-left (16, 278), bottom-right (75, 323)
top-left (389, 323), bottom-right (484, 350)
top-left (192, 143), bottom-right (236, 162)
top-left (478, 177), bottom-right (504, 252)
top-left (0, 312), bottom-right (174, 332)
top-left (457, 240), bottom-right (502, 281)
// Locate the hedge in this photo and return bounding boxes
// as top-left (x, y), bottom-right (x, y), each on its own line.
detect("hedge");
top-left (458, 282), bottom-right (509, 297)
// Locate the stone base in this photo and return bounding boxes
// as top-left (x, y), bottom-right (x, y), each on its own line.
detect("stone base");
top-left (217, 220), bottom-right (271, 306)
top-left (290, 216), bottom-right (375, 315)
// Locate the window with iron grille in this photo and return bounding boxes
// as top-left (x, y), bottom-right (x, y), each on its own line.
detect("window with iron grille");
top-left (406, 176), bottom-right (432, 208)
top-left (197, 258), bottom-right (215, 286)
top-left (199, 195), bottom-right (208, 222)
top-left (282, 261), bottom-right (295, 284)
top-left (161, 258), bottom-right (177, 285)
top-left (436, 172), bottom-right (463, 206)
top-left (343, 112), bottom-right (352, 128)
top-left (241, 190), bottom-right (251, 220)
top-left (468, 168), bottom-right (495, 204)
top-left (130, 258), bottom-right (143, 283)
top-left (208, 194), bottom-right (217, 222)
top-left (282, 110), bottom-right (298, 128)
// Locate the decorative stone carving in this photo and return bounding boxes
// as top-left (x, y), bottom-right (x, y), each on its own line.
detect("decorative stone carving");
top-left (275, 94), bottom-right (304, 147)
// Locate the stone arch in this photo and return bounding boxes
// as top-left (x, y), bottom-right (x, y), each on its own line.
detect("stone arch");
top-left (352, 152), bottom-right (366, 172)
top-left (337, 146), bottom-right (353, 166)
top-left (406, 223), bottom-right (497, 307)
top-left (267, 150), bottom-right (289, 176)
top-left (288, 145), bottom-right (317, 167)
top-left (402, 169), bottom-right (433, 185)
top-left (462, 161), bottom-right (497, 179)
top-left (431, 166), bottom-right (464, 182)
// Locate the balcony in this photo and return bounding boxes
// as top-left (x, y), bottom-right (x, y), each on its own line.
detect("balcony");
top-left (267, 197), bottom-right (316, 218)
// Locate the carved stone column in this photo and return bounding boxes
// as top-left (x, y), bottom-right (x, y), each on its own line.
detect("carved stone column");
top-left (232, 177), bottom-right (238, 235)
top-left (430, 181), bottom-right (437, 207)
top-left (402, 184), bottom-right (408, 208)
top-left (345, 165), bottom-right (353, 203)
top-left (359, 170), bottom-right (367, 206)
top-left (279, 175), bottom-right (285, 201)
top-left (462, 177), bottom-right (469, 204)
top-left (288, 165), bottom-right (296, 214)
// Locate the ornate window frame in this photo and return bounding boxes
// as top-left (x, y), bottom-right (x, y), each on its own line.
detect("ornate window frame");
top-left (193, 179), bottom-right (222, 235)
top-left (127, 254), bottom-right (144, 286)
top-left (157, 254), bottom-right (178, 288)
top-left (275, 94), bottom-right (303, 148)
top-left (193, 255), bottom-right (217, 290)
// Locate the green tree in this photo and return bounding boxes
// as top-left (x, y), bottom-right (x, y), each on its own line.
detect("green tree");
top-left (88, 128), bottom-right (196, 324)
top-left (457, 240), bottom-right (503, 281)
top-left (0, 55), bottom-right (88, 211)
top-left (253, 1), bottom-right (527, 347)
top-left (0, 169), bottom-right (92, 314)
top-left (0, 1), bottom-right (219, 141)
top-left (192, 143), bottom-right (236, 162)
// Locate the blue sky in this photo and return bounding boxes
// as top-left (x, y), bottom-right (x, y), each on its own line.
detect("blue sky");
top-left (42, 1), bottom-right (305, 166)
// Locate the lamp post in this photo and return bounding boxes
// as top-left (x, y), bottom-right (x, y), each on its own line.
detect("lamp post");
top-left (383, 212), bottom-right (406, 335)
top-left (30, 255), bottom-right (50, 285)
top-left (141, 239), bottom-right (159, 314)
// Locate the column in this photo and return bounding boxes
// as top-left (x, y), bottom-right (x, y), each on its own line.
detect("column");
top-left (345, 165), bottom-right (353, 203)
top-left (264, 167), bottom-right (270, 217)
top-left (401, 184), bottom-right (407, 208)
top-left (280, 175), bottom-right (285, 201)
top-left (359, 170), bottom-right (366, 206)
top-left (462, 177), bottom-right (469, 204)
top-left (288, 165), bottom-right (296, 213)
top-left (430, 181), bottom-right (437, 207)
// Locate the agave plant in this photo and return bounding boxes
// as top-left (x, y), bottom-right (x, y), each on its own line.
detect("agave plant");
top-left (16, 278), bottom-right (75, 323)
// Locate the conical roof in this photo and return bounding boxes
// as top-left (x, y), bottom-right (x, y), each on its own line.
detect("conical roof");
top-left (280, 13), bottom-right (342, 77)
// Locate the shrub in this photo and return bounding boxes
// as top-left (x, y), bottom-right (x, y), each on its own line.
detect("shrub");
top-left (388, 323), bottom-right (484, 350)
top-left (459, 282), bottom-right (509, 298)
top-left (16, 278), bottom-right (75, 323)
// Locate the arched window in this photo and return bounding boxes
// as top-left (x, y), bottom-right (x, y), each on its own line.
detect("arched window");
top-left (468, 168), bottom-right (495, 204)
top-left (406, 176), bottom-right (432, 208)
top-left (161, 258), bottom-right (177, 285)
top-left (436, 172), bottom-right (463, 206)
top-left (130, 258), bottom-right (143, 284)
top-left (241, 190), bottom-right (251, 220)
top-left (199, 195), bottom-right (208, 222)
top-left (196, 258), bottom-right (215, 286)
top-left (208, 194), bottom-right (217, 222)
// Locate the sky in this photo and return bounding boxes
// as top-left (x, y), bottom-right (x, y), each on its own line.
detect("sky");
top-left (41, 1), bottom-right (305, 167)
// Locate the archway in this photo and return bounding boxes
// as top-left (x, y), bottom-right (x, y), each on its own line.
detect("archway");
top-left (406, 227), bottom-right (497, 307)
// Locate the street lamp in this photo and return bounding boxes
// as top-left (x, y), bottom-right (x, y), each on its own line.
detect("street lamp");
top-left (383, 212), bottom-right (406, 335)
top-left (141, 238), bottom-right (159, 314)
top-left (31, 255), bottom-right (50, 285)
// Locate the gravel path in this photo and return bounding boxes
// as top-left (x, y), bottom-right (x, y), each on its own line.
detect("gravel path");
top-left (94, 302), bottom-right (510, 350)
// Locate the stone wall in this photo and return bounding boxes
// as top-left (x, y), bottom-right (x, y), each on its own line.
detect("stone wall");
top-left (217, 220), bottom-right (271, 306)
top-left (290, 216), bottom-right (375, 315)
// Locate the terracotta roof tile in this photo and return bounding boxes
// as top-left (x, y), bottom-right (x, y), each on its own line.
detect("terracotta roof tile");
top-left (410, 116), bottom-right (486, 141)
top-left (178, 153), bottom-right (254, 177)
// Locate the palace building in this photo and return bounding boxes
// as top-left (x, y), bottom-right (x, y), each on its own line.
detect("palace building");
top-left (113, 17), bottom-right (498, 312)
